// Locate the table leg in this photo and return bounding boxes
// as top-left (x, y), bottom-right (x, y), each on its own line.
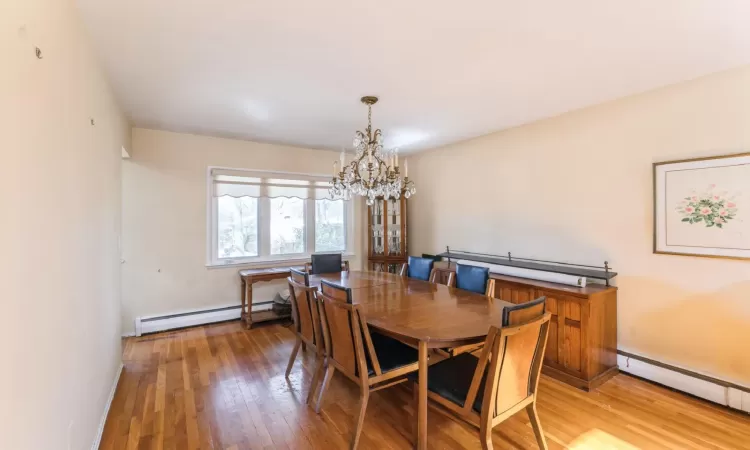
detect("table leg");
top-left (240, 278), bottom-right (246, 324)
top-left (245, 281), bottom-right (253, 329)
top-left (417, 340), bottom-right (428, 450)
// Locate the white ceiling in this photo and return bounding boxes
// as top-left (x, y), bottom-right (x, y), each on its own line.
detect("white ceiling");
top-left (77, 0), bottom-right (750, 152)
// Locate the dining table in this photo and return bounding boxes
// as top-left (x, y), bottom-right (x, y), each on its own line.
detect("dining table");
top-left (307, 270), bottom-right (514, 450)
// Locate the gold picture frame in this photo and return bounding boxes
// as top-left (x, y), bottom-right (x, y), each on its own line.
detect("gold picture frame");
top-left (653, 152), bottom-right (750, 260)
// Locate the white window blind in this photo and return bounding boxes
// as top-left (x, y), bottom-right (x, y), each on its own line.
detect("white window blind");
top-left (211, 168), bottom-right (333, 200)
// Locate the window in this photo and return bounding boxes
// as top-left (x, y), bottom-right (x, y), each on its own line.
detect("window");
top-left (209, 168), bottom-right (352, 265)
top-left (217, 196), bottom-right (258, 257)
top-left (270, 197), bottom-right (305, 255)
top-left (315, 199), bottom-right (346, 252)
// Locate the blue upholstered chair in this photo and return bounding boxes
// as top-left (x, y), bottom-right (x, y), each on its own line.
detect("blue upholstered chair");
top-left (455, 263), bottom-right (491, 295)
top-left (399, 256), bottom-right (434, 281)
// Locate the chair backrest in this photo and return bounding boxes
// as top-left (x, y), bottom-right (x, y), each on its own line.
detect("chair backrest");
top-left (310, 253), bottom-right (343, 274)
top-left (406, 256), bottom-right (434, 281)
top-left (317, 281), bottom-right (363, 378)
top-left (502, 296), bottom-right (546, 326)
top-left (479, 312), bottom-right (550, 422)
top-left (290, 267), bottom-right (309, 286)
top-left (287, 270), bottom-right (320, 348)
top-left (317, 280), bottom-right (384, 381)
top-left (428, 266), bottom-right (455, 286)
top-left (455, 263), bottom-right (490, 295)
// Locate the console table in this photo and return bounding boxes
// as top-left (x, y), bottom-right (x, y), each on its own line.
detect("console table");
top-left (238, 266), bottom-right (303, 329)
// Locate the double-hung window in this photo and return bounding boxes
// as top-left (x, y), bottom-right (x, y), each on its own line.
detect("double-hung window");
top-left (208, 168), bottom-right (352, 266)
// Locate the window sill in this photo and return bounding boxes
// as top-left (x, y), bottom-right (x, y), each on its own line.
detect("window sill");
top-left (206, 253), bottom-right (355, 270)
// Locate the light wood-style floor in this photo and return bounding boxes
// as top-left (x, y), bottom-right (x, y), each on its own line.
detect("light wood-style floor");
top-left (100, 321), bottom-right (750, 449)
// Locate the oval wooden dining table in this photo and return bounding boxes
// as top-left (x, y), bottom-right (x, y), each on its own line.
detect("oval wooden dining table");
top-left (308, 270), bottom-right (514, 450)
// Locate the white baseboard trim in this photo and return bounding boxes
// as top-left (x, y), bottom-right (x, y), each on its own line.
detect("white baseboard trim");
top-left (91, 363), bottom-right (123, 450)
top-left (617, 352), bottom-right (749, 413)
top-left (134, 304), bottom-right (246, 336)
top-left (121, 331), bottom-right (136, 338)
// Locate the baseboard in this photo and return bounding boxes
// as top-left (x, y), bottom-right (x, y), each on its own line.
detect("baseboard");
top-left (617, 351), bottom-right (750, 413)
top-left (135, 304), bottom-right (247, 336)
top-left (90, 363), bottom-right (123, 450)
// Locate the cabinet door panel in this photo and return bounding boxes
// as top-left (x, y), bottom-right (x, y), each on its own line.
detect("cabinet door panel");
top-left (494, 281), bottom-right (534, 304)
top-left (516, 288), bottom-right (534, 304)
top-left (545, 317), bottom-right (559, 364)
top-left (562, 319), bottom-right (582, 372)
top-left (566, 301), bottom-right (581, 321)
top-left (538, 291), bottom-right (584, 376)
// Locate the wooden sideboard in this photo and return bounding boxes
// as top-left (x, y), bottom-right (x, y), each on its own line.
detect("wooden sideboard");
top-left (434, 262), bottom-right (618, 391)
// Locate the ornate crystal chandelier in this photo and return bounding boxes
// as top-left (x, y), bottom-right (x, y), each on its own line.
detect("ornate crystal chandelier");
top-left (329, 96), bottom-right (416, 205)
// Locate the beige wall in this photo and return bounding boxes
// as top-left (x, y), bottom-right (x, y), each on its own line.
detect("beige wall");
top-left (121, 129), bottom-right (365, 334)
top-left (0, 0), bottom-right (130, 448)
top-left (409, 66), bottom-right (750, 385)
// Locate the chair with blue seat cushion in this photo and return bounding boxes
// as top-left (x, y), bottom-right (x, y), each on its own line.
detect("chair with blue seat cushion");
top-left (408, 296), bottom-right (550, 450)
top-left (308, 253), bottom-right (348, 274)
top-left (398, 256), bottom-right (435, 281)
top-left (455, 263), bottom-right (491, 295)
top-left (313, 280), bottom-right (420, 449)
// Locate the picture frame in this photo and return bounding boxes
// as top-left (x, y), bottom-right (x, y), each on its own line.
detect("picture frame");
top-left (653, 152), bottom-right (750, 260)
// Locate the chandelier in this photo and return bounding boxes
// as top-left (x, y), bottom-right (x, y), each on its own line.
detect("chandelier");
top-left (329, 96), bottom-right (416, 205)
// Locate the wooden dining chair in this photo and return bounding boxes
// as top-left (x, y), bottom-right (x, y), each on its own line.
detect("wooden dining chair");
top-left (399, 255), bottom-right (435, 281)
top-left (409, 296), bottom-right (550, 450)
top-left (428, 266), bottom-right (455, 286)
top-left (314, 279), bottom-right (421, 449)
top-left (434, 263), bottom-right (495, 357)
top-left (455, 263), bottom-right (494, 295)
top-left (285, 268), bottom-right (327, 405)
top-left (306, 253), bottom-right (350, 274)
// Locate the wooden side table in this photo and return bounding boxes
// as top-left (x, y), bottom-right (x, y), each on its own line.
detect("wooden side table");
top-left (239, 266), bottom-right (304, 329)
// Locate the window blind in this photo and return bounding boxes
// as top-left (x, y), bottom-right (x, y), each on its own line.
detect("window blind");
top-left (211, 168), bottom-right (334, 200)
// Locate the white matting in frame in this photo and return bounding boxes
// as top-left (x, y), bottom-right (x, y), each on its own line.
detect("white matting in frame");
top-left (654, 153), bottom-right (750, 260)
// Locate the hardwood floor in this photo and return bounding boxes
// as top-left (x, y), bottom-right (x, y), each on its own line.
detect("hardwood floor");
top-left (100, 321), bottom-right (750, 449)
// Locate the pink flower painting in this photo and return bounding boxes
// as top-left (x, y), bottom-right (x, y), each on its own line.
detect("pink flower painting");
top-left (676, 185), bottom-right (739, 229)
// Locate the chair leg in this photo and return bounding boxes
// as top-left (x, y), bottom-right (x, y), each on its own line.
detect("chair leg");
top-left (350, 388), bottom-right (370, 450)
top-left (479, 421), bottom-right (493, 450)
top-left (306, 357), bottom-right (325, 405)
top-left (314, 365), bottom-right (335, 414)
top-left (411, 382), bottom-right (418, 446)
top-left (285, 336), bottom-right (302, 378)
top-left (527, 403), bottom-right (548, 450)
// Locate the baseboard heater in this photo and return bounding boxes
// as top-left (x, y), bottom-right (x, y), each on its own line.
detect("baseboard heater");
top-left (618, 350), bottom-right (750, 413)
top-left (134, 302), bottom-right (271, 336)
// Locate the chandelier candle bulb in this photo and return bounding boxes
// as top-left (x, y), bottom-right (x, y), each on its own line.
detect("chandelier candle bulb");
top-left (333, 161), bottom-right (338, 176)
top-left (405, 159), bottom-right (408, 177)
top-left (340, 151), bottom-right (345, 166)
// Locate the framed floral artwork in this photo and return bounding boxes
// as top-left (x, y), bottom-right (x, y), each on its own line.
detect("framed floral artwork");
top-left (653, 152), bottom-right (750, 260)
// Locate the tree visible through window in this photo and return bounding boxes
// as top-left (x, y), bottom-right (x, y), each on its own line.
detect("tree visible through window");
top-left (315, 199), bottom-right (345, 252)
top-left (217, 196), bottom-right (258, 257)
top-left (270, 197), bottom-right (305, 255)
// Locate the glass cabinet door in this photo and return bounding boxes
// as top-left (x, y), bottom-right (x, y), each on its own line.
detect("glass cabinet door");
top-left (370, 199), bottom-right (385, 256)
top-left (387, 198), bottom-right (402, 256)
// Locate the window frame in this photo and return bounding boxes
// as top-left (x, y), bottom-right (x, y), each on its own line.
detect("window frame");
top-left (206, 166), bottom-right (354, 268)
